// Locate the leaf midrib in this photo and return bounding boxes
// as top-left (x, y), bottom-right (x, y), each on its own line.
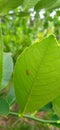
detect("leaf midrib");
top-left (23, 38), bottom-right (50, 114)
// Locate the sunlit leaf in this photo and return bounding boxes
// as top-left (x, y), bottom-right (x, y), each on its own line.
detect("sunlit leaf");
top-left (14, 35), bottom-right (60, 114)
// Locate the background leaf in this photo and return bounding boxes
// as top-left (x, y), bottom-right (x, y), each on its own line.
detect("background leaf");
top-left (0, 98), bottom-right (9, 116)
top-left (0, 0), bottom-right (23, 13)
top-left (34, 0), bottom-right (60, 11)
top-left (7, 86), bottom-right (16, 105)
top-left (1, 0), bottom-right (60, 14)
top-left (23, 0), bottom-right (40, 10)
top-left (23, 0), bottom-right (60, 11)
top-left (0, 53), bottom-right (13, 89)
top-left (0, 22), bottom-right (3, 83)
top-left (53, 96), bottom-right (60, 117)
top-left (14, 35), bottom-right (60, 114)
top-left (35, 0), bottom-right (56, 11)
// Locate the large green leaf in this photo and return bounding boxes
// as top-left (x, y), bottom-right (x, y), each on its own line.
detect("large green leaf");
top-left (14, 35), bottom-right (60, 114)
top-left (0, 98), bottom-right (9, 116)
top-left (0, 53), bottom-right (13, 89)
top-left (53, 96), bottom-right (60, 117)
top-left (0, 0), bottom-right (23, 13)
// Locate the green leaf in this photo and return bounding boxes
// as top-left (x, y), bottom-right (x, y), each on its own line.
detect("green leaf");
top-left (40, 102), bottom-right (52, 112)
top-left (50, 0), bottom-right (60, 10)
top-left (23, 0), bottom-right (40, 10)
top-left (0, 0), bottom-right (23, 13)
top-left (0, 53), bottom-right (13, 89)
top-left (0, 0), bottom-right (60, 13)
top-left (0, 43), bottom-right (2, 82)
top-left (50, 115), bottom-right (60, 128)
top-left (35, 0), bottom-right (60, 11)
top-left (14, 35), bottom-right (60, 114)
top-left (53, 96), bottom-right (60, 117)
top-left (23, 0), bottom-right (60, 11)
top-left (7, 86), bottom-right (16, 105)
top-left (0, 98), bottom-right (9, 116)
top-left (0, 22), bottom-right (3, 83)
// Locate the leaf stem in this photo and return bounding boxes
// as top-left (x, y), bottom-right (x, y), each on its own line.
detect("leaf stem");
top-left (23, 114), bottom-right (57, 124)
top-left (9, 111), bottom-right (19, 116)
top-left (9, 111), bottom-right (59, 124)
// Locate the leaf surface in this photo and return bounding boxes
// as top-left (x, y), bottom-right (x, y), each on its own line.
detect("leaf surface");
top-left (35, 0), bottom-right (58, 11)
top-left (23, 0), bottom-right (60, 11)
top-left (1, 0), bottom-right (60, 13)
top-left (0, 98), bottom-right (9, 116)
top-left (0, 0), bottom-right (23, 13)
top-left (0, 22), bottom-right (3, 83)
top-left (14, 35), bottom-right (60, 114)
top-left (53, 96), bottom-right (60, 117)
top-left (0, 53), bottom-right (13, 89)
top-left (7, 86), bottom-right (16, 105)
top-left (23, 0), bottom-right (40, 9)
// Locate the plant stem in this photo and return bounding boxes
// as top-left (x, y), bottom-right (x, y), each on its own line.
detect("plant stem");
top-left (9, 111), bottom-right (19, 116)
top-left (9, 111), bottom-right (59, 124)
top-left (23, 114), bottom-right (57, 124)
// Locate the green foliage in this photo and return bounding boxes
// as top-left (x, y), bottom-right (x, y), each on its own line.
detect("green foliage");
top-left (0, 0), bottom-right (23, 13)
top-left (0, 22), bottom-right (3, 82)
top-left (23, 0), bottom-right (40, 9)
top-left (0, 98), bottom-right (9, 116)
top-left (0, 53), bottom-right (13, 89)
top-left (0, 0), bottom-right (60, 14)
top-left (0, 0), bottom-right (60, 129)
top-left (14, 35), bottom-right (60, 114)
top-left (53, 96), bottom-right (60, 117)
top-left (35, 0), bottom-right (60, 11)
top-left (7, 86), bottom-right (15, 105)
